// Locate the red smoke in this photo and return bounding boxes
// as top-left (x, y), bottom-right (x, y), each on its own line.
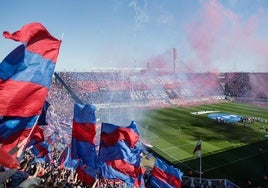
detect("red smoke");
top-left (186, 0), bottom-right (268, 72)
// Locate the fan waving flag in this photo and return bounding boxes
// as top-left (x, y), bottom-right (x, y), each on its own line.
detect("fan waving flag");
top-left (98, 121), bottom-right (144, 187)
top-left (71, 103), bottom-right (97, 186)
top-left (151, 158), bottom-right (183, 188)
top-left (0, 22), bottom-right (62, 117)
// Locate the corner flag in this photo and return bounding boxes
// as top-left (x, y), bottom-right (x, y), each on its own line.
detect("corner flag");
top-left (193, 139), bottom-right (202, 157)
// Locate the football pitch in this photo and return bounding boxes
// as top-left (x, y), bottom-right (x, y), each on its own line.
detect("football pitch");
top-left (136, 101), bottom-right (268, 187)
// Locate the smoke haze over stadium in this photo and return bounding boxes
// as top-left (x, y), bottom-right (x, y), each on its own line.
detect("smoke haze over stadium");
top-left (1, 0), bottom-right (268, 72)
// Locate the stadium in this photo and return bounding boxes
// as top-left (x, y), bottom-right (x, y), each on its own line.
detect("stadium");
top-left (46, 67), bottom-right (268, 187)
top-left (1, 22), bottom-right (268, 188)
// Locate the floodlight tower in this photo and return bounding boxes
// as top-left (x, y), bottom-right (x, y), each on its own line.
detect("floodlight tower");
top-left (173, 48), bottom-right (177, 73)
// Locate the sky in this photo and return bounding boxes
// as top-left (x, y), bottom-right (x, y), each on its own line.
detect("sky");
top-left (0, 0), bottom-right (268, 72)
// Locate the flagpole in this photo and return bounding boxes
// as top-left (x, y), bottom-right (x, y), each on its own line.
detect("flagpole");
top-left (13, 115), bottom-right (40, 160)
top-left (199, 138), bottom-right (202, 186)
top-left (199, 150), bottom-right (202, 185)
top-left (96, 123), bottom-right (104, 188)
top-left (26, 115), bottom-right (40, 140)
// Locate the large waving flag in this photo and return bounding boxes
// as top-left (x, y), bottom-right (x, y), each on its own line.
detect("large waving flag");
top-left (151, 158), bottom-right (183, 188)
top-left (0, 22), bottom-right (61, 117)
top-left (98, 121), bottom-right (144, 187)
top-left (71, 103), bottom-right (97, 186)
top-left (0, 22), bottom-right (61, 157)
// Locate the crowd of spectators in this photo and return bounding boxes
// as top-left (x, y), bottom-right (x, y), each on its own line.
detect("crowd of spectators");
top-left (56, 71), bottom-right (223, 105)
top-left (223, 73), bottom-right (252, 98)
top-left (222, 72), bottom-right (268, 102)
top-left (0, 149), bottom-right (137, 188)
top-left (0, 150), bottom-right (85, 188)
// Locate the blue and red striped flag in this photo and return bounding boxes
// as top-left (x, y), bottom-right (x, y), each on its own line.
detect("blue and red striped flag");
top-left (58, 145), bottom-right (79, 170)
top-left (30, 141), bottom-right (50, 158)
top-left (151, 158), bottom-right (183, 188)
top-left (71, 103), bottom-right (97, 186)
top-left (58, 146), bottom-right (68, 169)
top-left (34, 153), bottom-right (50, 164)
top-left (0, 22), bottom-right (61, 157)
top-left (98, 121), bottom-right (144, 187)
top-left (0, 22), bottom-right (61, 117)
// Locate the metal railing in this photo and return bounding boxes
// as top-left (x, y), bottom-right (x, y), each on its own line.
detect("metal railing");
top-left (182, 176), bottom-right (240, 188)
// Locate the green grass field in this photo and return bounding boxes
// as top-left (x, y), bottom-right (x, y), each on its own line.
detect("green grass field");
top-left (136, 101), bottom-right (268, 187)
